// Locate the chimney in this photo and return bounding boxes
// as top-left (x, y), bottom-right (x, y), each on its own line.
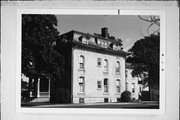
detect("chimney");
top-left (101, 27), bottom-right (109, 38)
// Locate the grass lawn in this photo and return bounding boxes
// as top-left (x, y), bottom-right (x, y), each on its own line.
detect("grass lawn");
top-left (22, 101), bottom-right (159, 109)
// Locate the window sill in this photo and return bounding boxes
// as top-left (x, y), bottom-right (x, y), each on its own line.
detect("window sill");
top-left (115, 93), bottom-right (121, 95)
top-left (77, 92), bottom-right (85, 95)
top-left (115, 72), bottom-right (120, 75)
top-left (78, 69), bottom-right (85, 71)
top-left (97, 88), bottom-right (102, 90)
top-left (103, 71), bottom-right (109, 74)
top-left (103, 92), bottom-right (109, 95)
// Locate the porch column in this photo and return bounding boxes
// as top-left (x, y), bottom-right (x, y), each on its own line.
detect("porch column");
top-left (37, 78), bottom-right (40, 97)
top-left (48, 79), bottom-right (50, 97)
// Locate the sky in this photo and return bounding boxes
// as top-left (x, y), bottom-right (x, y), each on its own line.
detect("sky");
top-left (56, 15), bottom-right (159, 51)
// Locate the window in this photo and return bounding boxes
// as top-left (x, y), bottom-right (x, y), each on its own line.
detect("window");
top-left (104, 78), bottom-right (108, 92)
top-left (79, 77), bottom-right (85, 93)
top-left (116, 61), bottom-right (120, 73)
top-left (79, 36), bottom-right (87, 44)
top-left (132, 83), bottom-right (135, 93)
top-left (97, 40), bottom-right (101, 45)
top-left (97, 58), bottom-right (101, 66)
top-left (113, 44), bottom-right (117, 50)
top-left (82, 38), bottom-right (87, 44)
top-left (104, 59), bottom-right (108, 72)
top-left (97, 81), bottom-right (102, 89)
top-left (79, 55), bottom-right (85, 69)
top-left (116, 79), bottom-right (120, 93)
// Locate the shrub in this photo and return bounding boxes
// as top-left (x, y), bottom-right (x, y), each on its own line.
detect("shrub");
top-left (120, 90), bottom-right (132, 102)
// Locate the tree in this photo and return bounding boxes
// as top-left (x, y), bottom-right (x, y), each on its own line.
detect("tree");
top-left (127, 33), bottom-right (160, 91)
top-left (22, 15), bottom-right (64, 103)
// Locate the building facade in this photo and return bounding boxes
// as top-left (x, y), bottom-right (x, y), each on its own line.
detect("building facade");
top-left (57, 28), bottom-right (127, 103)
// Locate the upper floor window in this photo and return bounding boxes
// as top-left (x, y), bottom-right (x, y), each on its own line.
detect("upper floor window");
top-left (116, 61), bottom-right (120, 73)
top-left (104, 59), bottom-right (108, 72)
top-left (97, 58), bottom-right (101, 67)
top-left (79, 55), bottom-right (85, 69)
top-left (113, 44), bottom-right (117, 50)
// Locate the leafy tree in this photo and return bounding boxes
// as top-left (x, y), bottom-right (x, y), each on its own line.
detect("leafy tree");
top-left (22, 15), bottom-right (64, 103)
top-left (127, 33), bottom-right (160, 89)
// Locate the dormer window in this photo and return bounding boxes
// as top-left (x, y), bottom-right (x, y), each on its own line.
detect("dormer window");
top-left (82, 37), bottom-right (87, 44)
top-left (113, 44), bottom-right (117, 50)
top-left (79, 36), bottom-right (87, 44)
top-left (97, 40), bottom-right (101, 46)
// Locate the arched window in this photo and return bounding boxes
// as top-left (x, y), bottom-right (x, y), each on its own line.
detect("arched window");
top-left (79, 55), bottom-right (85, 69)
top-left (116, 61), bottom-right (120, 73)
top-left (104, 59), bottom-right (108, 72)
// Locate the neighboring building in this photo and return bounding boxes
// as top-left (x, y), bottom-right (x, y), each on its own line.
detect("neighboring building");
top-left (125, 63), bottom-right (143, 100)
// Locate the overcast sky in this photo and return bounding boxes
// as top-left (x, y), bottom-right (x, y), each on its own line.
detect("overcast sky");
top-left (56, 15), bottom-right (159, 51)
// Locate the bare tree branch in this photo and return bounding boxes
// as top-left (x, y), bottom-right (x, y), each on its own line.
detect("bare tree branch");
top-left (140, 27), bottom-right (145, 37)
top-left (138, 15), bottom-right (160, 36)
top-left (147, 23), bottom-right (154, 36)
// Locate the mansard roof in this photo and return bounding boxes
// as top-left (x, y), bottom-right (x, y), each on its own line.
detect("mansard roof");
top-left (59, 30), bottom-right (127, 57)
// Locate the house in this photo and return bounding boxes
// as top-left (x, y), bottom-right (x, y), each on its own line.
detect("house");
top-left (55, 27), bottom-right (127, 103)
top-left (125, 63), bottom-right (143, 100)
top-left (31, 28), bottom-right (147, 103)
